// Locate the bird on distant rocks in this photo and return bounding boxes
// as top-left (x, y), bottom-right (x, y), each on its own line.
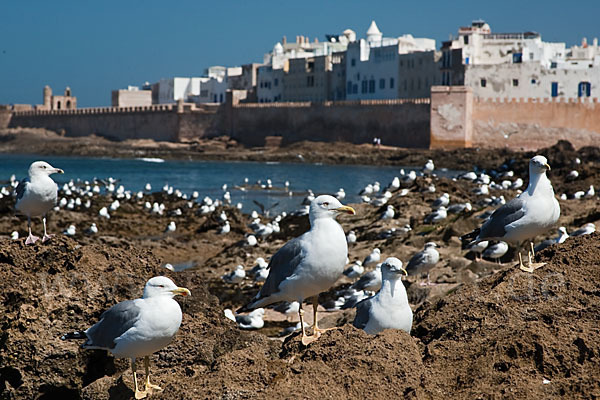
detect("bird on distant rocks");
top-left (467, 240), bottom-right (488, 261)
top-left (401, 171), bottom-right (417, 185)
top-left (222, 265), bottom-right (245, 284)
top-left (11, 231), bottom-right (19, 240)
top-left (432, 193), bottom-right (450, 209)
top-left (461, 156), bottom-right (560, 273)
top-left (570, 223), bottom-right (596, 237)
top-left (363, 248), bottom-right (381, 268)
top-left (424, 206), bottom-right (447, 224)
top-left (273, 301), bottom-right (300, 320)
top-left (220, 221), bottom-right (230, 234)
top-left (447, 202), bottom-right (472, 214)
top-left (224, 308), bottom-right (265, 330)
top-left (422, 159), bottom-right (435, 175)
top-left (245, 234), bottom-right (257, 246)
top-left (238, 195), bottom-right (356, 345)
top-left (165, 221), bottom-right (176, 234)
top-left (335, 188), bottom-right (346, 200)
top-left (482, 241), bottom-right (509, 263)
top-left (353, 257), bottom-right (411, 335)
top-left (99, 206), bottom-right (111, 219)
top-left (61, 276), bottom-right (191, 400)
top-left (535, 227), bottom-right (569, 253)
top-left (406, 242), bottom-right (440, 285)
top-left (14, 161), bottom-right (64, 244)
top-left (248, 257), bottom-right (269, 277)
top-left (343, 261), bottom-right (364, 279)
top-left (351, 264), bottom-right (382, 292)
top-left (458, 171), bottom-right (477, 181)
top-left (63, 224), bottom-right (76, 236)
top-left (380, 205), bottom-right (395, 220)
top-left (346, 230), bottom-right (357, 244)
top-left (567, 170), bottom-right (579, 181)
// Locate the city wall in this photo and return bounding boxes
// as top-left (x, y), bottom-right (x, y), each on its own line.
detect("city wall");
top-left (431, 86), bottom-right (600, 150)
top-left (228, 99), bottom-right (431, 147)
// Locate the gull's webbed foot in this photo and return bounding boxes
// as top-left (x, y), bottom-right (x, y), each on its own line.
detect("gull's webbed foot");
top-left (42, 234), bottom-right (54, 243)
top-left (145, 380), bottom-right (163, 394)
top-left (25, 233), bottom-right (40, 245)
top-left (301, 331), bottom-right (321, 345)
top-left (134, 389), bottom-right (148, 399)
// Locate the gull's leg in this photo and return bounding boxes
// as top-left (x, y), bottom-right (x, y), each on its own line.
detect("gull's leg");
top-left (300, 301), bottom-right (319, 345)
top-left (311, 296), bottom-right (332, 336)
top-left (530, 242), bottom-right (536, 259)
top-left (144, 355), bottom-right (162, 393)
top-left (132, 358), bottom-right (147, 399)
top-left (419, 272), bottom-right (438, 286)
top-left (521, 242), bottom-right (546, 273)
top-left (25, 216), bottom-right (39, 245)
top-left (42, 216), bottom-right (54, 242)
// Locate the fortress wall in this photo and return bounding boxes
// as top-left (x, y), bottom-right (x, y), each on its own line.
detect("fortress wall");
top-left (229, 100), bottom-right (431, 147)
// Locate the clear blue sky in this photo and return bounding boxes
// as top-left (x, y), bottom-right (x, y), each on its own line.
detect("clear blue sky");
top-left (1, 0), bottom-right (598, 107)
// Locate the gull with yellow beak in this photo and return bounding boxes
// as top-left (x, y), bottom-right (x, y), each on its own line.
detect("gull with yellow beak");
top-left (239, 194), bottom-right (356, 345)
top-left (353, 257), bottom-right (412, 335)
top-left (61, 276), bottom-right (191, 399)
top-left (462, 155), bottom-right (560, 272)
top-left (15, 161), bottom-right (64, 244)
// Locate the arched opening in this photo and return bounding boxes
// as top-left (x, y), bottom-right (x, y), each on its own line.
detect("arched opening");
top-left (66, 100), bottom-right (71, 109)
top-left (56, 101), bottom-right (61, 110)
top-left (578, 82), bottom-right (591, 97)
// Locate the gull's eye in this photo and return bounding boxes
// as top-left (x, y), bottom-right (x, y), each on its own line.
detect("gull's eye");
top-left (158, 284), bottom-right (165, 288)
top-left (322, 202), bottom-right (329, 206)
top-left (42, 165), bottom-right (47, 169)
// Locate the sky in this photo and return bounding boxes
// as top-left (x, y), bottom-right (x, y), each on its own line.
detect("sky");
top-left (1, 0), bottom-right (599, 107)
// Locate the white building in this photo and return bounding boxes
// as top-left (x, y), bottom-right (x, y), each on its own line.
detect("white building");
top-left (442, 21), bottom-right (600, 99)
top-left (111, 86), bottom-right (152, 107)
top-left (346, 21), bottom-right (436, 100)
top-left (155, 77), bottom-right (203, 104)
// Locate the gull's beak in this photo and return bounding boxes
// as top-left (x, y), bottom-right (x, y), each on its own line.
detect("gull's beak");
top-left (55, 168), bottom-right (64, 174)
top-left (544, 163), bottom-right (551, 171)
top-left (334, 205), bottom-right (356, 215)
top-left (390, 266), bottom-right (408, 275)
top-left (171, 287), bottom-right (191, 297)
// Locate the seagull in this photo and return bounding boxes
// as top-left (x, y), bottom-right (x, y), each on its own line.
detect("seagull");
top-left (535, 227), bottom-right (569, 252)
top-left (273, 301), bottom-right (300, 319)
top-left (245, 234), bottom-right (258, 246)
top-left (570, 223), bottom-right (596, 237)
top-left (351, 264), bottom-right (382, 292)
top-left (238, 195), bottom-right (356, 345)
top-left (60, 276), bottom-right (191, 399)
top-left (380, 205), bottom-right (395, 220)
top-left (254, 267), bottom-right (269, 282)
top-left (248, 257), bottom-right (269, 277)
top-left (335, 188), bottom-right (346, 200)
top-left (222, 265), bottom-right (245, 284)
top-left (424, 206), bottom-right (447, 224)
top-left (14, 161), bottom-right (64, 244)
top-left (99, 207), bottom-right (111, 219)
top-left (482, 241), bottom-right (509, 263)
top-left (431, 193), bottom-right (450, 209)
top-left (353, 257), bottom-right (411, 335)
top-left (461, 155), bottom-right (560, 273)
top-left (467, 240), bottom-right (489, 261)
top-left (224, 308), bottom-right (265, 330)
top-left (11, 231), bottom-right (19, 240)
top-left (422, 159), bottom-right (434, 175)
top-left (567, 170), bottom-right (579, 181)
top-left (63, 224), bottom-right (76, 236)
top-left (362, 248), bottom-right (381, 268)
top-left (346, 230), bottom-right (357, 244)
top-left (343, 261), bottom-right (364, 279)
top-left (220, 221), bottom-right (230, 234)
top-left (406, 242), bottom-right (439, 285)
top-left (447, 202), bottom-right (472, 214)
top-left (165, 221), bottom-right (176, 234)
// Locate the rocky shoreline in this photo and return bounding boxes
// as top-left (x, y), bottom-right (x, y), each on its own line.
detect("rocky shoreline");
top-left (0, 136), bottom-right (599, 399)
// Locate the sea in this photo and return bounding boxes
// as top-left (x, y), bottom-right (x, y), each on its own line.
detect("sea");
top-left (0, 154), bottom-right (459, 214)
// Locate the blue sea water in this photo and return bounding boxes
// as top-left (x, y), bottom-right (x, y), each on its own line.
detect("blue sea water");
top-left (0, 154), bottom-right (457, 214)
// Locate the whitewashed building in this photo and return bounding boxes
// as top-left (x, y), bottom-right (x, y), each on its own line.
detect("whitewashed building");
top-left (346, 21), bottom-right (436, 100)
top-left (442, 21), bottom-right (600, 99)
top-left (154, 77), bottom-right (203, 104)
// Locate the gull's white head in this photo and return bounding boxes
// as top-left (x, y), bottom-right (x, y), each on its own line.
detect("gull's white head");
top-left (29, 161), bottom-right (64, 177)
top-left (424, 242), bottom-right (438, 249)
top-left (381, 257), bottom-right (407, 279)
top-left (529, 155), bottom-right (551, 175)
top-left (309, 194), bottom-right (356, 222)
top-left (143, 276), bottom-right (191, 299)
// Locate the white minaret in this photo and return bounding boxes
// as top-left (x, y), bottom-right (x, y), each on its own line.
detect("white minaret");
top-left (366, 20), bottom-right (382, 44)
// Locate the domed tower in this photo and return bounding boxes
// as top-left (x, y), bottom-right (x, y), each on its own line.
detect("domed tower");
top-left (43, 85), bottom-right (52, 109)
top-left (366, 21), bottom-right (382, 44)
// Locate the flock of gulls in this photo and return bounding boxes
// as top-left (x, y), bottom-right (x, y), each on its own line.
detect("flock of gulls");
top-left (5, 154), bottom-right (598, 398)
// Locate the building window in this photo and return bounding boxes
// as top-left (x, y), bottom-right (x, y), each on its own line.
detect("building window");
top-left (390, 78), bottom-right (394, 88)
top-left (551, 62), bottom-right (557, 69)
top-left (578, 82), bottom-right (591, 97)
top-left (529, 52), bottom-right (534, 60)
top-left (369, 79), bottom-right (375, 93)
top-left (513, 53), bottom-right (522, 63)
top-left (551, 82), bottom-right (558, 97)
top-left (361, 80), bottom-right (368, 93)
top-left (351, 58), bottom-right (356, 67)
top-left (463, 35), bottom-right (469, 45)
top-left (274, 78), bottom-right (278, 86)
top-left (219, 93), bottom-right (223, 102)
top-left (481, 79), bottom-right (487, 87)
top-left (531, 79), bottom-right (536, 84)
top-left (353, 83), bottom-right (358, 94)
top-left (379, 78), bottom-right (385, 89)
top-left (512, 79), bottom-right (519, 87)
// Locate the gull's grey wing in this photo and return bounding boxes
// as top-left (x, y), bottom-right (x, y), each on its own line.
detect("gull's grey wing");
top-left (83, 300), bottom-right (141, 350)
top-left (406, 251), bottom-right (427, 273)
top-left (15, 178), bottom-right (30, 201)
top-left (235, 314), bottom-right (253, 326)
top-left (352, 297), bottom-right (373, 330)
top-left (351, 271), bottom-right (376, 290)
top-left (479, 197), bottom-right (526, 239)
top-left (256, 237), bottom-right (306, 300)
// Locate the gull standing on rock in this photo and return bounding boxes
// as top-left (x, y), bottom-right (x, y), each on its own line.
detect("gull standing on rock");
top-left (406, 242), bottom-right (440, 285)
top-left (422, 159), bottom-right (435, 175)
top-left (15, 161), bottom-right (64, 244)
top-left (363, 248), bottom-right (381, 268)
top-left (238, 195), bottom-right (356, 345)
top-left (570, 223), bottom-right (596, 237)
top-left (461, 155), bottom-right (560, 273)
top-left (380, 205), bottom-right (395, 220)
top-left (353, 257), bottom-right (411, 335)
top-left (61, 277), bottom-right (191, 399)
top-left (482, 241), bottom-right (509, 263)
top-left (351, 264), bottom-right (382, 292)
